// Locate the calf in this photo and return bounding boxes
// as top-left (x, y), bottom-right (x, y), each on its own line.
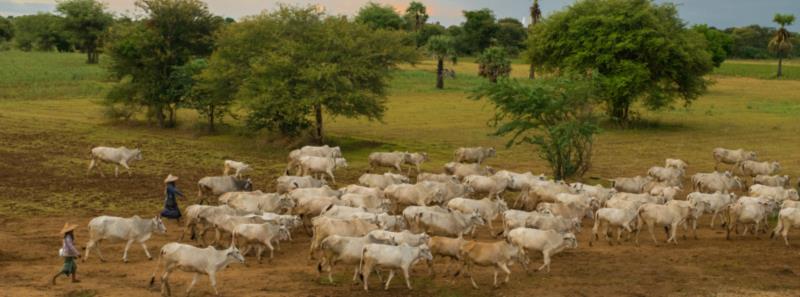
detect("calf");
top-left (222, 160), bottom-right (251, 178)
top-left (148, 243), bottom-right (244, 297)
top-left (455, 240), bottom-right (526, 289)
top-left (87, 146), bottom-right (142, 177)
top-left (506, 227), bottom-right (576, 273)
top-left (359, 244), bottom-right (433, 291)
top-left (84, 215), bottom-right (166, 263)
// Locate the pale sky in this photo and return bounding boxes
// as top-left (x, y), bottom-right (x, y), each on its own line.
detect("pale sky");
top-left (1, 0), bottom-right (799, 30)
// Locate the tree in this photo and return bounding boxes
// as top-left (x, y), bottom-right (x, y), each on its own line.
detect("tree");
top-left (692, 24), bottom-right (733, 67)
top-left (477, 46), bottom-right (512, 83)
top-left (104, 0), bottom-right (222, 128)
top-left (355, 2), bottom-right (405, 30)
top-left (175, 58), bottom-right (235, 132)
top-left (527, 0), bottom-right (713, 123)
top-left (726, 25), bottom-right (774, 59)
top-left (206, 6), bottom-right (418, 143)
top-left (529, 0), bottom-right (542, 79)
top-left (12, 13), bottom-right (72, 51)
top-left (412, 22), bottom-right (446, 48)
top-left (404, 1), bottom-right (428, 31)
top-left (0, 17), bottom-right (13, 42)
top-left (426, 35), bottom-right (456, 89)
top-left (56, 0), bottom-right (113, 64)
top-left (460, 9), bottom-right (498, 55)
top-left (495, 18), bottom-right (526, 55)
top-left (769, 14), bottom-right (795, 78)
top-left (473, 77), bottom-right (599, 180)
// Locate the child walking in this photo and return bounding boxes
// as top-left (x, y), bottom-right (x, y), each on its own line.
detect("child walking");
top-left (52, 222), bottom-right (81, 285)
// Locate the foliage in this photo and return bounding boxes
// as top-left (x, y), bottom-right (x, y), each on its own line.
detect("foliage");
top-left (692, 24), bottom-right (733, 67)
top-left (473, 77), bottom-right (599, 180)
top-left (411, 23), bottom-right (445, 48)
top-left (527, 0), bottom-right (713, 123)
top-left (460, 9), bottom-right (498, 55)
top-left (104, 0), bottom-right (222, 128)
top-left (12, 13), bottom-right (72, 52)
top-left (172, 58), bottom-right (232, 132)
top-left (495, 18), bottom-right (527, 55)
top-left (769, 14), bottom-right (795, 77)
top-left (355, 2), bottom-right (405, 30)
top-left (477, 46), bottom-right (512, 83)
top-left (56, 0), bottom-right (113, 64)
top-left (726, 25), bottom-right (776, 59)
top-left (206, 6), bottom-right (418, 142)
top-left (426, 35), bottom-right (456, 89)
top-left (0, 17), bottom-right (13, 42)
top-left (404, 1), bottom-right (428, 31)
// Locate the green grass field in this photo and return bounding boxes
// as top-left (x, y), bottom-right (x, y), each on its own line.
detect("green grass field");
top-left (1, 51), bottom-right (799, 215)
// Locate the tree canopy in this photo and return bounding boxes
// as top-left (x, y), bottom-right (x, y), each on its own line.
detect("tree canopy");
top-left (0, 17), bottom-right (13, 42)
top-left (769, 13), bottom-right (795, 77)
top-left (12, 13), bottom-right (72, 51)
top-left (104, 0), bottom-right (222, 128)
top-left (692, 24), bottom-right (733, 67)
top-left (355, 2), bottom-right (405, 30)
top-left (426, 35), bottom-right (456, 89)
top-left (205, 6), bottom-right (418, 142)
top-left (56, 0), bottom-right (113, 64)
top-left (527, 0), bottom-right (714, 123)
top-left (495, 18), bottom-right (527, 55)
top-left (477, 46), bottom-right (512, 83)
top-left (404, 1), bottom-right (428, 31)
top-left (460, 9), bottom-right (498, 55)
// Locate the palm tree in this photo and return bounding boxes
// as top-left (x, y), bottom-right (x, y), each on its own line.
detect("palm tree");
top-left (478, 47), bottom-right (512, 83)
top-left (529, 0), bottom-right (542, 79)
top-left (426, 35), bottom-right (456, 89)
top-left (405, 2), bottom-right (428, 31)
top-left (769, 13), bottom-right (795, 78)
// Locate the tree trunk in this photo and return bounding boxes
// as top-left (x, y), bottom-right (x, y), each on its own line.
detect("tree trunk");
top-left (489, 74), bottom-right (498, 83)
top-left (167, 106), bottom-right (176, 128)
top-left (208, 104), bottom-right (215, 133)
top-left (777, 54), bottom-right (783, 78)
top-left (436, 58), bottom-right (444, 89)
top-left (610, 99), bottom-right (630, 124)
top-left (529, 63), bottom-right (535, 79)
top-left (155, 105), bottom-right (166, 128)
top-left (314, 103), bottom-right (324, 144)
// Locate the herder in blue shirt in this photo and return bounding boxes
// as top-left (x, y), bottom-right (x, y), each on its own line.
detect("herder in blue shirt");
top-left (161, 174), bottom-right (184, 221)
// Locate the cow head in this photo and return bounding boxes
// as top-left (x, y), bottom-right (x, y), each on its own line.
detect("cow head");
top-left (243, 178), bottom-right (254, 191)
top-left (416, 244), bottom-right (434, 261)
top-left (788, 189), bottom-right (799, 201)
top-left (563, 233), bottom-right (578, 248)
top-left (279, 196), bottom-right (296, 213)
top-left (746, 151), bottom-right (758, 161)
top-left (334, 158), bottom-right (348, 169)
top-left (469, 212), bottom-right (486, 226)
top-left (153, 215), bottom-right (167, 234)
top-left (332, 146), bottom-right (342, 158)
top-left (495, 199), bottom-right (509, 213)
top-left (772, 162), bottom-right (781, 172)
top-left (225, 246), bottom-right (246, 264)
top-left (417, 232), bottom-right (431, 246)
top-left (132, 149), bottom-right (143, 161)
top-left (277, 226), bottom-right (291, 241)
top-left (487, 147), bottom-right (496, 157)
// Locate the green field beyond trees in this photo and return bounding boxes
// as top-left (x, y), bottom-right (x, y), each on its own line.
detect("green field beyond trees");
top-left (1, 51), bottom-right (799, 215)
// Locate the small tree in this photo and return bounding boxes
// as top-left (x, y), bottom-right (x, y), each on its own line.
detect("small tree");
top-left (426, 35), bottom-right (456, 89)
top-left (461, 9), bottom-right (498, 55)
top-left (355, 2), bottom-right (405, 30)
top-left (473, 77), bottom-right (599, 180)
top-left (769, 14), bottom-right (795, 78)
top-left (692, 24), bottom-right (733, 67)
top-left (56, 0), bottom-right (113, 64)
top-left (477, 46), bottom-right (512, 83)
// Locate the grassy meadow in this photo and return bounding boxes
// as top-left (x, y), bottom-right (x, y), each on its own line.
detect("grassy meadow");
top-left (1, 51), bottom-right (799, 216)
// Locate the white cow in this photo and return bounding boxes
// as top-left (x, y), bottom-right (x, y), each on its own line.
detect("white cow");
top-left (414, 210), bottom-right (486, 237)
top-left (501, 210), bottom-right (552, 236)
top-left (749, 184), bottom-right (799, 202)
top-left (285, 145), bottom-right (342, 175)
top-left (87, 146), bottom-right (142, 177)
top-left (231, 222), bottom-right (290, 262)
top-left (404, 152), bottom-right (429, 175)
top-left (299, 156), bottom-right (348, 184)
top-left (359, 243), bottom-right (433, 291)
top-left (443, 162), bottom-right (495, 180)
top-left (686, 191), bottom-right (736, 228)
top-left (384, 182), bottom-right (444, 210)
top-left (310, 217), bottom-right (380, 259)
top-left (647, 166), bottom-right (684, 183)
top-left (754, 175), bottom-right (791, 188)
top-left (713, 147), bottom-right (757, 170)
top-left (276, 175), bottom-right (327, 194)
top-left (649, 185), bottom-right (681, 202)
top-left (462, 174), bottom-right (512, 199)
top-left (369, 151), bottom-right (410, 173)
top-left (506, 228), bottom-right (577, 273)
top-left (219, 191), bottom-right (295, 213)
top-left (222, 160), bottom-right (251, 178)
top-left (417, 173), bottom-right (459, 183)
top-left (368, 230), bottom-right (430, 247)
top-left (772, 207), bottom-right (800, 246)
top-left (340, 184), bottom-right (385, 200)
top-left (570, 183), bottom-right (617, 204)
top-left (447, 197), bottom-right (508, 235)
top-left (609, 176), bottom-right (653, 194)
top-left (149, 243), bottom-right (245, 297)
top-left (636, 200), bottom-right (697, 245)
top-left (737, 160), bottom-right (780, 177)
top-left (692, 172), bottom-right (743, 194)
top-left (359, 173), bottom-right (410, 190)
top-left (590, 207), bottom-right (638, 246)
top-left (453, 147), bottom-right (496, 164)
top-left (665, 158), bottom-right (688, 170)
top-left (317, 234), bottom-right (392, 283)
top-left (197, 176), bottom-right (253, 204)
top-left (726, 198), bottom-right (773, 239)
top-left (84, 215), bottom-right (166, 263)
top-left (455, 240), bottom-right (526, 289)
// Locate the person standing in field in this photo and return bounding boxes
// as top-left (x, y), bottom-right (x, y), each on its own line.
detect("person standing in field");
top-left (160, 174), bottom-right (184, 222)
top-left (52, 223), bottom-right (80, 285)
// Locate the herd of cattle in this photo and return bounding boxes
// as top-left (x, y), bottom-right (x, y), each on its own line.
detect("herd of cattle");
top-left (82, 145), bottom-right (800, 296)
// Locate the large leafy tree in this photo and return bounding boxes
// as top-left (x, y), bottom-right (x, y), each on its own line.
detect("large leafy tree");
top-left (692, 24), bottom-right (733, 67)
top-left (527, 0), bottom-right (713, 123)
top-left (769, 14), bottom-right (795, 78)
top-left (104, 0), bottom-right (222, 128)
top-left (495, 18), bottom-right (526, 55)
top-left (412, 23), bottom-right (445, 48)
top-left (461, 9), bottom-right (498, 55)
top-left (477, 46), bottom-right (512, 83)
top-left (726, 25), bottom-right (775, 59)
top-left (0, 17), bottom-right (13, 42)
top-left (56, 0), bottom-right (113, 64)
top-left (355, 2), bottom-right (405, 30)
top-left (426, 35), bottom-right (456, 89)
top-left (473, 77), bottom-right (599, 180)
top-left (206, 6), bottom-right (418, 143)
top-left (12, 13), bottom-right (72, 51)
top-left (404, 1), bottom-right (428, 32)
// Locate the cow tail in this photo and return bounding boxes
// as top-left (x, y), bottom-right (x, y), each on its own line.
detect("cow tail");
top-left (149, 247), bottom-right (165, 287)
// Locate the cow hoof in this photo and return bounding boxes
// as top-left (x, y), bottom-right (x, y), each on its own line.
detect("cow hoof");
top-left (148, 257), bottom-right (153, 261)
